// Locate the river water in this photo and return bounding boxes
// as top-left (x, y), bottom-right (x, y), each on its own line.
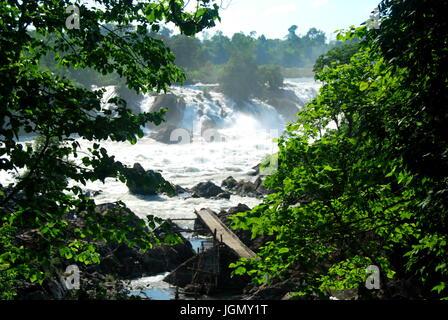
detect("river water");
top-left (0, 77), bottom-right (321, 299)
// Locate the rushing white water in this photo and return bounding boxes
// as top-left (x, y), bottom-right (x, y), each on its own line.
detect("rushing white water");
top-left (0, 77), bottom-right (320, 299)
top-left (0, 78), bottom-right (320, 227)
top-left (72, 78), bottom-right (319, 229)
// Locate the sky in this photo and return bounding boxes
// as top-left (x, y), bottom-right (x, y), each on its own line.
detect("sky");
top-left (195, 0), bottom-right (381, 41)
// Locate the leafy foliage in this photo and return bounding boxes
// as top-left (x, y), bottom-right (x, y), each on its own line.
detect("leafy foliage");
top-left (0, 0), bottom-right (219, 299)
top-left (218, 53), bottom-right (260, 102)
top-left (229, 0), bottom-right (448, 300)
top-left (313, 42), bottom-right (360, 73)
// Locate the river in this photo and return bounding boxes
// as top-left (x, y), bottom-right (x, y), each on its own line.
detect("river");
top-left (0, 77), bottom-right (321, 299)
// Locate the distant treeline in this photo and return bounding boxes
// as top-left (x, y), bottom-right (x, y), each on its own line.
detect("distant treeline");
top-left (38, 24), bottom-right (343, 101)
top-left (162, 25), bottom-right (335, 73)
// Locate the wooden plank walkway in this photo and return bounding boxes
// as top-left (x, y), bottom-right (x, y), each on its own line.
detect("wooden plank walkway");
top-left (195, 208), bottom-right (256, 259)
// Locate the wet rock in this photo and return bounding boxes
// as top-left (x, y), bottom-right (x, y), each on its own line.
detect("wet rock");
top-left (219, 203), bottom-right (251, 221)
top-left (247, 163), bottom-right (260, 176)
top-left (220, 176), bottom-right (271, 198)
top-left (85, 189), bottom-right (103, 198)
top-left (191, 181), bottom-right (225, 198)
top-left (126, 163), bottom-right (171, 196)
top-left (148, 94), bottom-right (186, 128)
top-left (215, 192), bottom-right (231, 200)
top-left (174, 184), bottom-right (189, 196)
top-left (265, 89), bottom-right (305, 123)
top-left (115, 84), bottom-right (145, 115)
top-left (85, 204), bottom-right (196, 279)
top-left (149, 125), bottom-right (192, 145)
top-left (221, 176), bottom-right (238, 189)
top-left (254, 176), bottom-right (271, 195)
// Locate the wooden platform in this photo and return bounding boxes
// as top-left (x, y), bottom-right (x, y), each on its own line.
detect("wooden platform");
top-left (195, 208), bottom-right (256, 259)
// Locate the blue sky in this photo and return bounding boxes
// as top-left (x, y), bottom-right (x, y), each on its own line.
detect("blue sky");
top-left (197, 0), bottom-right (381, 40)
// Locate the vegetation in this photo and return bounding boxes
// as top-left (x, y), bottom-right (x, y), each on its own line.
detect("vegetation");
top-left (230, 0), bottom-right (448, 300)
top-left (39, 23), bottom-right (336, 98)
top-left (2, 0), bottom-right (447, 302)
top-left (0, 0), bottom-right (219, 299)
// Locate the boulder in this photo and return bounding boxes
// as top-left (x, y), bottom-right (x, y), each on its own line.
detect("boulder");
top-left (86, 204), bottom-right (196, 279)
top-left (148, 94), bottom-right (186, 128)
top-left (174, 184), bottom-right (189, 196)
top-left (220, 176), bottom-right (271, 198)
top-left (115, 84), bottom-right (144, 115)
top-left (221, 176), bottom-right (238, 189)
top-left (265, 89), bottom-right (305, 123)
top-left (149, 125), bottom-right (192, 145)
top-left (126, 163), bottom-right (171, 196)
top-left (215, 192), bottom-right (231, 200)
top-left (190, 181), bottom-right (225, 198)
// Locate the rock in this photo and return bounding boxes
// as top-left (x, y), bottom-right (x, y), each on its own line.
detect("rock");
top-left (220, 176), bottom-right (268, 198)
top-left (215, 192), bottom-right (231, 200)
top-left (85, 189), bottom-right (103, 198)
top-left (221, 176), bottom-right (238, 189)
top-left (14, 202), bottom-right (195, 299)
top-left (200, 117), bottom-right (225, 143)
top-left (115, 84), bottom-right (145, 115)
top-left (149, 125), bottom-right (192, 145)
top-left (148, 94), bottom-right (186, 128)
top-left (327, 288), bottom-right (359, 300)
top-left (200, 117), bottom-right (218, 136)
top-left (89, 204), bottom-right (196, 279)
top-left (247, 163), bottom-right (260, 176)
top-left (174, 184), bottom-right (189, 196)
top-left (126, 163), bottom-right (171, 196)
top-left (164, 244), bottom-right (250, 293)
top-left (224, 203), bottom-right (251, 216)
top-left (191, 181), bottom-right (225, 198)
top-left (265, 89), bottom-right (305, 123)
top-left (254, 176), bottom-right (272, 195)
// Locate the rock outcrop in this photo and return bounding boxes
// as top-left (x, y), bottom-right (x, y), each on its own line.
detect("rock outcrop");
top-left (221, 176), bottom-right (273, 198)
top-left (14, 202), bottom-right (194, 299)
top-left (265, 89), bottom-right (305, 123)
top-left (190, 181), bottom-right (230, 199)
top-left (125, 163), bottom-right (171, 196)
top-left (148, 94), bottom-right (186, 128)
top-left (149, 125), bottom-right (192, 145)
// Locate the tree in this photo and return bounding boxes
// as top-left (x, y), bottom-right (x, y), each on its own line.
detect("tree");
top-left (0, 0), bottom-right (219, 299)
top-left (168, 34), bottom-right (204, 71)
top-left (229, 0), bottom-right (448, 299)
top-left (219, 53), bottom-right (259, 102)
top-left (202, 30), bottom-right (231, 64)
top-left (258, 65), bottom-right (284, 90)
top-left (287, 25), bottom-right (299, 42)
top-left (313, 42), bottom-right (360, 73)
top-left (304, 27), bottom-right (326, 44)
